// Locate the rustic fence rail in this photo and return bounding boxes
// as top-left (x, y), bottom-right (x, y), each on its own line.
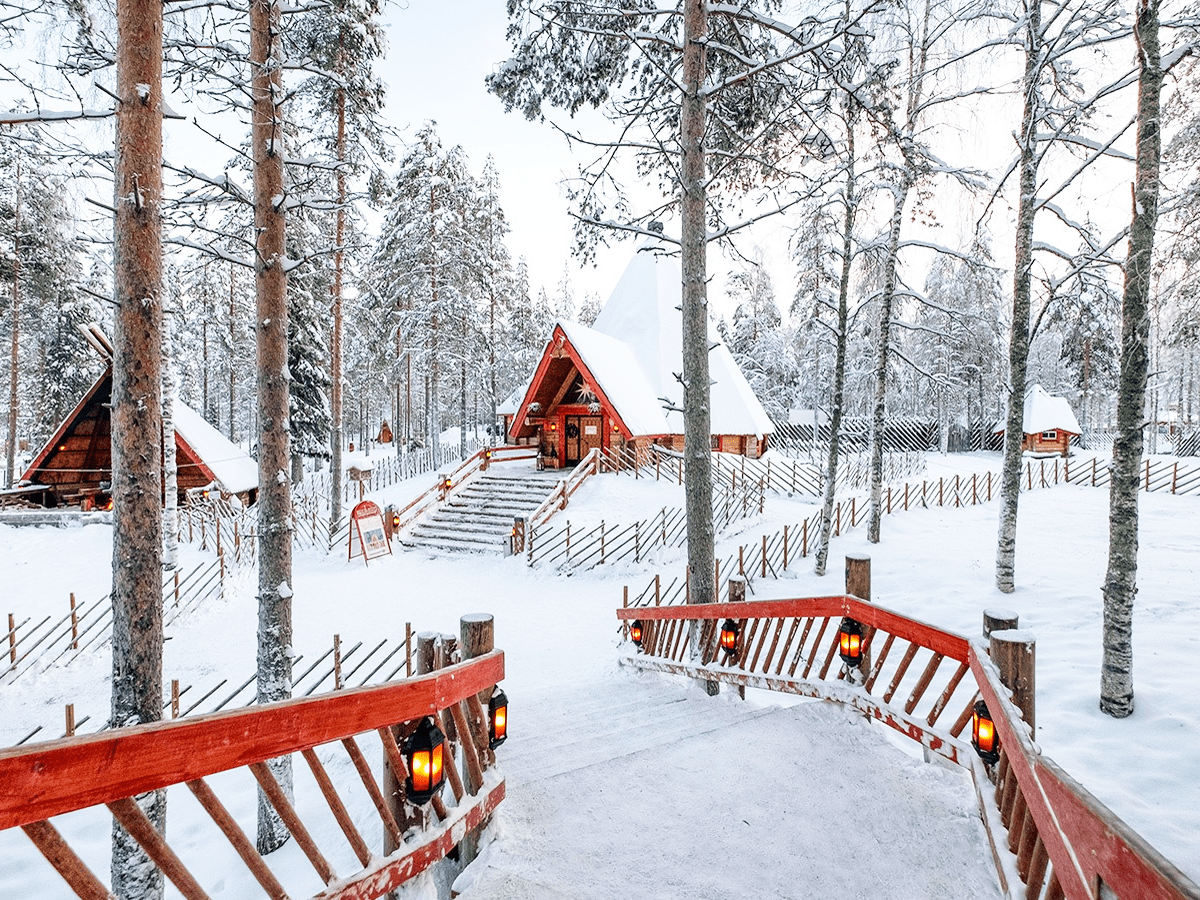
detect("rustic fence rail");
top-left (616, 593), bottom-right (1200, 900)
top-left (3, 558), bottom-right (226, 686)
top-left (0, 638), bottom-right (506, 900)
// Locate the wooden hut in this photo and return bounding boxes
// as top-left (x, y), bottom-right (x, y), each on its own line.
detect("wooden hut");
top-left (993, 384), bottom-right (1082, 457)
top-left (504, 243), bottom-right (774, 467)
top-left (19, 368), bottom-right (258, 508)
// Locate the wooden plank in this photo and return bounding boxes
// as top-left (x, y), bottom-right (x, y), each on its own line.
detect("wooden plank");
top-left (341, 736), bottom-right (404, 847)
top-left (302, 747), bottom-right (373, 866)
top-left (863, 633), bottom-right (896, 694)
top-left (926, 661), bottom-right (970, 727)
top-left (882, 642), bottom-right (919, 704)
top-left (773, 618), bottom-right (801, 676)
top-left (250, 761), bottom-right (337, 885)
top-left (787, 617), bottom-right (814, 677)
top-left (107, 796), bottom-right (210, 900)
top-left (903, 651), bottom-right (944, 714)
top-left (184, 778), bottom-right (288, 900)
top-left (21, 819), bottom-right (114, 900)
top-left (0, 650), bottom-right (504, 829)
top-left (313, 781), bottom-right (505, 900)
top-left (801, 618), bottom-right (830, 679)
top-left (615, 596), bottom-right (969, 661)
top-left (450, 701), bottom-right (485, 795)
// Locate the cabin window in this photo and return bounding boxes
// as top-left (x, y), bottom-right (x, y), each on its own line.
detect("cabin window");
top-left (1041, 430), bottom-right (1057, 441)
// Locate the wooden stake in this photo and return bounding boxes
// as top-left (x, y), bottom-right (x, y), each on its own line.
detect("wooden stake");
top-left (174, 571), bottom-right (180, 608)
top-left (404, 622), bottom-right (413, 678)
top-left (655, 574), bottom-right (661, 606)
top-left (7, 612), bottom-right (15, 669)
top-left (761, 534), bottom-right (767, 579)
top-left (70, 593), bottom-right (78, 650)
top-left (738, 545), bottom-right (744, 576)
top-left (333, 634), bottom-right (342, 690)
top-left (65, 704), bottom-right (75, 737)
top-left (783, 525), bottom-right (789, 570)
top-left (801, 518), bottom-right (808, 557)
top-left (171, 679), bottom-right (180, 718)
top-left (983, 610), bottom-right (1018, 638)
top-left (990, 628), bottom-right (1036, 734)
top-left (459, 614), bottom-right (495, 866)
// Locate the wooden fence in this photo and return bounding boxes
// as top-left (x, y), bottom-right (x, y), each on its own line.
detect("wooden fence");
top-left (615, 593), bottom-right (1200, 900)
top-left (0, 633), bottom-right (506, 900)
top-left (3, 558), bottom-right (226, 687)
top-left (770, 416), bottom-right (941, 453)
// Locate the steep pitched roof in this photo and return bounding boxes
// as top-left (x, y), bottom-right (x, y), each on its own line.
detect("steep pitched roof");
top-left (590, 243), bottom-right (775, 438)
top-left (993, 384), bottom-right (1082, 435)
top-left (173, 402), bottom-right (259, 494)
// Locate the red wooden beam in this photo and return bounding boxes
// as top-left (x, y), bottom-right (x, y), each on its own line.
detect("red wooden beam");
top-left (312, 780), bottom-right (506, 900)
top-left (0, 651), bottom-right (504, 830)
top-left (617, 596), bottom-right (969, 661)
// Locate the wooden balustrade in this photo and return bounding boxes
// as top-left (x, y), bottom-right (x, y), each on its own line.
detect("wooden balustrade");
top-left (616, 595), bottom-right (1200, 900)
top-left (0, 647), bottom-right (507, 900)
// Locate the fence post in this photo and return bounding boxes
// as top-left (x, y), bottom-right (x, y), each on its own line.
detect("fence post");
top-left (1145, 458), bottom-right (1151, 492)
top-left (655, 574), bottom-right (661, 606)
top-left (511, 516), bottom-right (526, 556)
top-left (333, 634), bottom-right (342, 690)
top-left (728, 575), bottom-right (747, 699)
top-left (460, 614), bottom-right (495, 866)
top-left (600, 521), bottom-right (606, 563)
top-left (783, 525), bottom-right (789, 571)
top-left (8, 612), bottom-right (16, 670)
top-left (989, 627), bottom-right (1036, 736)
top-left (983, 610), bottom-right (1018, 638)
top-left (1172, 462), bottom-right (1178, 494)
top-left (887, 486), bottom-right (892, 515)
top-left (835, 501), bottom-right (841, 537)
top-left (635, 521), bottom-right (641, 563)
top-left (761, 535), bottom-right (767, 579)
top-left (70, 593), bottom-right (78, 650)
top-left (738, 546), bottom-right (745, 577)
top-left (171, 679), bottom-right (181, 718)
top-left (64, 704), bottom-right (75, 737)
top-left (987, 471), bottom-right (992, 502)
top-left (566, 522), bottom-right (571, 562)
top-left (845, 554), bottom-right (872, 678)
top-left (802, 518), bottom-right (808, 557)
top-left (1092, 457), bottom-right (1097, 486)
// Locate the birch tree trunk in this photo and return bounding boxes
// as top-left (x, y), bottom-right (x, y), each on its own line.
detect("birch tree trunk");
top-left (995, 0), bottom-right (1042, 594)
top-left (816, 123), bottom-right (857, 577)
top-left (110, 0), bottom-right (165, 892)
top-left (329, 83), bottom-right (346, 541)
top-left (866, 172), bottom-right (910, 543)
top-left (1101, 0), bottom-right (1162, 718)
top-left (681, 0), bottom-right (717, 695)
top-left (251, 0), bottom-right (295, 853)
top-left (5, 160), bottom-right (18, 490)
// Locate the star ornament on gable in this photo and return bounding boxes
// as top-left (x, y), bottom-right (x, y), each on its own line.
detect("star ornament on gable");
top-left (575, 383), bottom-right (602, 413)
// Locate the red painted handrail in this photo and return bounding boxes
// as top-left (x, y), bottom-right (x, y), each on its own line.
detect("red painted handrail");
top-left (0, 649), bottom-right (504, 830)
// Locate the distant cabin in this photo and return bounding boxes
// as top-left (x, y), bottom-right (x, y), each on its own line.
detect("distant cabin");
top-left (502, 243), bottom-right (774, 467)
top-left (19, 367), bottom-right (259, 509)
top-left (993, 385), bottom-right (1081, 458)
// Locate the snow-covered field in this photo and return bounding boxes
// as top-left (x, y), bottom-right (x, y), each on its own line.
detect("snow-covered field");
top-left (1, 450), bottom-right (1197, 895)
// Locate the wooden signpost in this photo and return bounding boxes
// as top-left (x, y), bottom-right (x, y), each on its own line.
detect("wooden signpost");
top-left (348, 500), bottom-right (392, 565)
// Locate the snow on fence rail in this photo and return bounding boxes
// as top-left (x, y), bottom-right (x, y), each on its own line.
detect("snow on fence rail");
top-left (616, 591), bottom-right (1200, 900)
top-left (3, 558), bottom-right (226, 687)
top-left (0, 639), bottom-right (507, 900)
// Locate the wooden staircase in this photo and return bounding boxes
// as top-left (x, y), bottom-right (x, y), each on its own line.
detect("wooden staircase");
top-left (402, 470), bottom-right (564, 553)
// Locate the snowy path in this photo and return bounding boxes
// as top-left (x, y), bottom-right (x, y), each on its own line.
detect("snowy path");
top-left (455, 674), bottom-right (1003, 899)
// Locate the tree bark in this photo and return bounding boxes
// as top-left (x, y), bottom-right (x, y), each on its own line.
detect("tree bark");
top-left (110, 0), bottom-right (165, 893)
top-left (995, 0), bottom-right (1042, 593)
top-left (329, 82), bottom-right (346, 540)
top-left (681, 0), bottom-right (717, 695)
top-left (1101, 0), bottom-right (1162, 718)
top-left (163, 314), bottom-right (179, 572)
top-left (251, 0), bottom-right (294, 853)
top-left (6, 157), bottom-right (18, 490)
top-left (816, 121), bottom-right (857, 577)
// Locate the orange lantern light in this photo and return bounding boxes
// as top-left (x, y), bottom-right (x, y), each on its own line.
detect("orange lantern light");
top-left (549, 422), bottom-right (557, 432)
top-left (972, 700), bottom-right (1000, 765)
top-left (629, 619), bottom-right (644, 646)
top-left (404, 717), bottom-right (446, 804)
top-left (391, 511), bottom-right (401, 531)
top-left (489, 686), bottom-right (508, 749)
top-left (719, 619), bottom-right (740, 658)
top-left (837, 617), bottom-right (863, 667)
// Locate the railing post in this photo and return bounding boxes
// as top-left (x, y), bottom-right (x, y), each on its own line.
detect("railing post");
top-left (460, 614), bottom-right (495, 866)
top-left (983, 610), bottom-right (1019, 638)
top-left (846, 554), bottom-right (872, 678)
top-left (511, 516), bottom-right (526, 556)
top-left (728, 575), bottom-right (746, 699)
top-left (989, 626), bottom-right (1036, 736)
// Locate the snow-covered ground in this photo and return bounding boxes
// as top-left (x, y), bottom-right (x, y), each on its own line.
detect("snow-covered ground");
top-left (1, 450), bottom-right (1197, 895)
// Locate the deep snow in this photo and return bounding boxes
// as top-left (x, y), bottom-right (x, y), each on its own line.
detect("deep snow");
top-left (1, 449), bottom-right (1196, 896)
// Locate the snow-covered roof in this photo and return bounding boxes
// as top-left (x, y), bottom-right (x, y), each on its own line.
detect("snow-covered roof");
top-left (993, 384), bottom-right (1082, 435)
top-left (557, 320), bottom-right (671, 436)
top-left (173, 402), bottom-right (259, 494)
top-left (498, 378), bottom-right (531, 416)
top-left (589, 243), bottom-right (775, 438)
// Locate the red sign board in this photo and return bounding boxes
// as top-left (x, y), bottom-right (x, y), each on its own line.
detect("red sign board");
top-left (349, 500), bottom-right (392, 565)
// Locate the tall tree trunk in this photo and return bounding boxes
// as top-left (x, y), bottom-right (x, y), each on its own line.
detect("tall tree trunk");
top-left (110, 0), bottom-right (165, 893)
top-left (681, 0), bottom-right (716, 695)
top-left (251, 0), bottom-right (294, 853)
top-left (995, 0), bottom-right (1042, 593)
top-left (1101, 0), bottom-right (1162, 718)
top-left (229, 265), bottom-right (237, 441)
top-left (816, 124), bottom-right (857, 577)
top-left (5, 157), bottom-right (18, 490)
top-left (330, 83), bottom-right (346, 540)
top-left (866, 173), bottom-right (910, 543)
top-left (163, 313), bottom-right (179, 572)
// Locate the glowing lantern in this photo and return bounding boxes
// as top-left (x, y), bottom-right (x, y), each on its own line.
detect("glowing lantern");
top-left (629, 620), bottom-right (644, 646)
top-left (972, 700), bottom-right (1000, 765)
top-left (719, 619), bottom-right (741, 658)
top-left (403, 717), bottom-right (446, 805)
top-left (837, 617), bottom-right (864, 667)
top-left (391, 511), bottom-right (401, 531)
top-left (489, 687), bottom-right (508, 749)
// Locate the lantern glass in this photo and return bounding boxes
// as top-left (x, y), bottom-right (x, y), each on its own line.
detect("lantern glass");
top-left (972, 700), bottom-right (1000, 764)
top-left (719, 619), bottom-right (740, 657)
top-left (489, 687), bottom-right (509, 748)
top-left (837, 617), bottom-right (864, 666)
top-left (403, 717), bottom-right (446, 804)
top-left (630, 620), bottom-right (644, 646)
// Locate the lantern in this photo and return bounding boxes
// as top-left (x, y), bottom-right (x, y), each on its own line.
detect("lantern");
top-left (403, 717), bottom-right (446, 805)
top-left (489, 686), bottom-right (508, 749)
top-left (629, 619), bottom-right (644, 646)
top-left (837, 617), bottom-right (864, 667)
top-left (972, 700), bottom-right (1000, 765)
top-left (719, 619), bottom-right (740, 658)
top-left (391, 511), bottom-right (401, 531)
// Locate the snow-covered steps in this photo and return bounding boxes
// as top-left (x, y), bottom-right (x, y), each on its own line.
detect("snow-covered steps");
top-left (453, 674), bottom-right (1005, 899)
top-left (401, 470), bottom-right (563, 554)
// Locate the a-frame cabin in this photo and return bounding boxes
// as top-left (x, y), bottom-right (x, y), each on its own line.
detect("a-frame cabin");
top-left (505, 242), bottom-right (774, 467)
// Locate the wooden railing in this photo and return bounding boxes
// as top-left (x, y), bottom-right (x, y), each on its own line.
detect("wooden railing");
top-left (0, 648), bottom-right (507, 900)
top-left (616, 596), bottom-right (1200, 900)
top-left (526, 447), bottom-right (601, 531)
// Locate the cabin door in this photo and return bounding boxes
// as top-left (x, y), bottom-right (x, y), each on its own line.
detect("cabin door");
top-left (564, 415), bottom-right (602, 465)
